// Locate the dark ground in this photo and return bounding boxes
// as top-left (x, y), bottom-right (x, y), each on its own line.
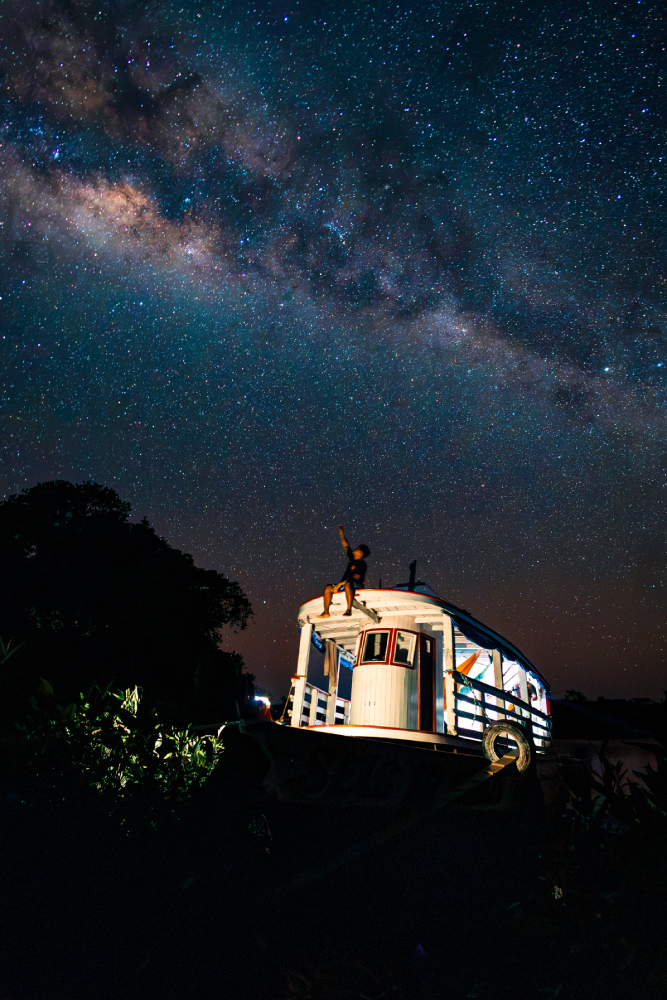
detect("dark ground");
top-left (2, 716), bottom-right (667, 1000)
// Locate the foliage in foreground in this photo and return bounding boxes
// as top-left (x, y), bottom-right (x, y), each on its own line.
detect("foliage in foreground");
top-left (3, 672), bottom-right (667, 999)
top-left (6, 680), bottom-right (223, 831)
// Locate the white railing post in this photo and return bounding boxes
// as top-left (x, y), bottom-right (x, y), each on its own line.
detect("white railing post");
top-left (325, 691), bottom-right (336, 725)
top-left (308, 686), bottom-right (319, 726)
top-left (290, 676), bottom-right (307, 727)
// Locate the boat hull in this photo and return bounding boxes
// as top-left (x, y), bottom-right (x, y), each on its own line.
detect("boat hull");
top-left (218, 720), bottom-right (519, 811)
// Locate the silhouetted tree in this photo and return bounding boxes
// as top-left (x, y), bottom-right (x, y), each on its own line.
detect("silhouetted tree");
top-left (0, 480), bottom-right (252, 721)
top-left (563, 689), bottom-right (588, 702)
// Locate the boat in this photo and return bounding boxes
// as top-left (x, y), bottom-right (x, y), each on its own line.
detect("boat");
top-left (284, 565), bottom-right (551, 750)
top-left (223, 564), bottom-right (553, 812)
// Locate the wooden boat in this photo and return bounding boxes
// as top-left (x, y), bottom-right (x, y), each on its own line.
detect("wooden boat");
top-left (226, 568), bottom-right (554, 810)
top-left (285, 570), bottom-right (550, 739)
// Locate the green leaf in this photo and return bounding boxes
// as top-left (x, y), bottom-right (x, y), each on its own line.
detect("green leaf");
top-left (36, 677), bottom-right (55, 698)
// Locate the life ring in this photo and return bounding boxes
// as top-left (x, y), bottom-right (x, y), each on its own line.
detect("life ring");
top-left (482, 721), bottom-right (533, 774)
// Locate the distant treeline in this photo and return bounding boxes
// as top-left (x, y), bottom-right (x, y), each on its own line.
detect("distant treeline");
top-left (553, 694), bottom-right (667, 744)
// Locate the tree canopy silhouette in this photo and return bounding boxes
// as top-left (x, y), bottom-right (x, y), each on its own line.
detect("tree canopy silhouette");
top-left (0, 480), bottom-right (252, 720)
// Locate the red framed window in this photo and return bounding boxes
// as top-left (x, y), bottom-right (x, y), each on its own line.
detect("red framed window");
top-left (392, 629), bottom-right (418, 668)
top-left (360, 630), bottom-right (391, 663)
top-left (358, 628), bottom-right (419, 669)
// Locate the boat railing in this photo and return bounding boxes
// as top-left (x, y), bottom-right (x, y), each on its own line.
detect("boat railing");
top-left (284, 679), bottom-right (351, 727)
top-left (446, 670), bottom-right (552, 749)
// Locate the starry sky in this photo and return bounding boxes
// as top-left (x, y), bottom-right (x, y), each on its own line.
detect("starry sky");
top-left (1, 0), bottom-right (666, 700)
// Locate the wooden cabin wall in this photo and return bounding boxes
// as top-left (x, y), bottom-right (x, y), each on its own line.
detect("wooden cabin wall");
top-left (350, 616), bottom-right (418, 729)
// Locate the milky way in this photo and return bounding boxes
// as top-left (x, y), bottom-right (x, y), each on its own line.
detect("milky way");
top-left (1, 0), bottom-right (666, 698)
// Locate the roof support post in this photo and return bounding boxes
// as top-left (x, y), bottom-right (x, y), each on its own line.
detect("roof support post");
top-left (326, 641), bottom-right (339, 725)
top-left (296, 622), bottom-right (312, 676)
top-left (434, 629), bottom-right (445, 733)
top-left (291, 623), bottom-right (312, 728)
top-left (442, 614), bottom-right (457, 736)
top-left (492, 649), bottom-right (504, 719)
top-left (518, 666), bottom-right (529, 721)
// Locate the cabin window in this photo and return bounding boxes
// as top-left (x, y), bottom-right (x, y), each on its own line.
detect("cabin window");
top-left (362, 632), bottom-right (389, 663)
top-left (393, 631), bottom-right (417, 668)
top-left (361, 631), bottom-right (389, 662)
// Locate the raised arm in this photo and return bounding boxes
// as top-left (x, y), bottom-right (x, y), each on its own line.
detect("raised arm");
top-left (338, 525), bottom-right (353, 559)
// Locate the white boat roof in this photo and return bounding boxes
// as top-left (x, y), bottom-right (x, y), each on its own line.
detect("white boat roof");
top-left (297, 586), bottom-right (550, 690)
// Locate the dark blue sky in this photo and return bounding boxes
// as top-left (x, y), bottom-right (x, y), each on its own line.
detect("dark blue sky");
top-left (1, 0), bottom-right (666, 698)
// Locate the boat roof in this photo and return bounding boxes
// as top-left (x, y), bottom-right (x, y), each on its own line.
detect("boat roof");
top-left (297, 586), bottom-right (550, 690)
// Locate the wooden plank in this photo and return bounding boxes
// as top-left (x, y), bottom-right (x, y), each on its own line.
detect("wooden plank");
top-left (351, 599), bottom-right (381, 623)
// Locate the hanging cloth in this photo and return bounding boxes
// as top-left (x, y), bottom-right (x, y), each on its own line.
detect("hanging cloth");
top-left (457, 650), bottom-right (481, 677)
top-left (324, 640), bottom-right (338, 687)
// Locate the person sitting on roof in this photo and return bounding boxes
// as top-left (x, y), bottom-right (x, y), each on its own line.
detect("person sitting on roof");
top-left (317, 525), bottom-right (371, 618)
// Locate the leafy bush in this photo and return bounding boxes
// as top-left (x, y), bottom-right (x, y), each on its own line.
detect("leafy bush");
top-left (11, 680), bottom-right (223, 830)
top-left (559, 740), bottom-right (667, 838)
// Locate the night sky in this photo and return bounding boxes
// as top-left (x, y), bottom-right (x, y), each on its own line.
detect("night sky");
top-left (1, 0), bottom-right (666, 700)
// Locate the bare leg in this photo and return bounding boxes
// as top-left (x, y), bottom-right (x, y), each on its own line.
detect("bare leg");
top-left (342, 580), bottom-right (354, 616)
top-left (317, 583), bottom-right (335, 617)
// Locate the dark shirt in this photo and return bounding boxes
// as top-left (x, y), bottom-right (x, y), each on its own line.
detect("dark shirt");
top-left (341, 557), bottom-right (367, 588)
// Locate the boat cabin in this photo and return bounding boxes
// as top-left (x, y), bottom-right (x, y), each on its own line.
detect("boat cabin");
top-left (284, 580), bottom-right (552, 752)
